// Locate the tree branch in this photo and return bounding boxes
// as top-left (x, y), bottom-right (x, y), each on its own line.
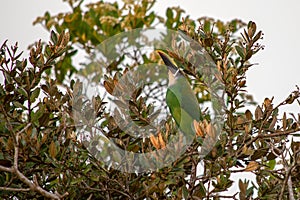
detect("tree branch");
top-left (0, 122), bottom-right (69, 199)
top-left (235, 128), bottom-right (300, 157)
top-left (0, 187), bottom-right (30, 192)
top-left (278, 148), bottom-right (300, 200)
top-left (0, 165), bottom-right (13, 173)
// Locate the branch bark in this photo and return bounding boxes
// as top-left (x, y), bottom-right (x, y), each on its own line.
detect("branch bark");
top-left (0, 123), bottom-right (68, 199)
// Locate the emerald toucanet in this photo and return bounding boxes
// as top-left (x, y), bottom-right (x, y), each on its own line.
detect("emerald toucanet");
top-left (157, 50), bottom-right (202, 138)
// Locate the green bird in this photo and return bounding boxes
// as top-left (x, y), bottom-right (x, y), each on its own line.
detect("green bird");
top-left (157, 50), bottom-right (202, 139)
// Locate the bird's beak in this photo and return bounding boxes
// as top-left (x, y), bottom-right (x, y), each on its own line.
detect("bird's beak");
top-left (156, 50), bottom-right (178, 74)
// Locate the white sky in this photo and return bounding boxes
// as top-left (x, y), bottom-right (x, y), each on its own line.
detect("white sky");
top-left (0, 0), bottom-right (299, 196)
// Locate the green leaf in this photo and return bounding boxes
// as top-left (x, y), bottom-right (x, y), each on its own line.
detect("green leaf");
top-left (50, 30), bottom-right (58, 44)
top-left (203, 20), bottom-right (211, 33)
top-left (253, 30), bottom-right (262, 43)
top-left (267, 159), bottom-right (276, 170)
top-left (182, 185), bottom-right (189, 199)
top-left (90, 175), bottom-right (99, 182)
top-left (235, 46), bottom-right (245, 59)
top-left (245, 49), bottom-right (253, 60)
top-left (17, 87), bottom-right (28, 97)
top-left (44, 45), bottom-right (52, 58)
top-left (247, 21), bottom-right (256, 38)
top-left (193, 182), bottom-right (206, 197)
top-left (251, 148), bottom-right (268, 160)
top-left (70, 177), bottom-right (85, 185)
top-left (166, 8), bottom-right (173, 19)
top-left (147, 12), bottom-right (156, 25)
top-left (30, 88), bottom-right (40, 102)
top-left (13, 101), bottom-right (27, 110)
top-left (31, 105), bottom-right (45, 123)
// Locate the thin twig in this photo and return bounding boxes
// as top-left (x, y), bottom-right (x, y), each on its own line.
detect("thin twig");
top-left (287, 174), bottom-right (295, 200)
top-left (188, 157), bottom-right (198, 195)
top-left (235, 128), bottom-right (300, 157)
top-left (0, 187), bottom-right (30, 192)
top-left (278, 148), bottom-right (300, 200)
top-left (279, 164), bottom-right (295, 200)
top-left (210, 193), bottom-right (238, 199)
top-left (0, 165), bottom-right (13, 173)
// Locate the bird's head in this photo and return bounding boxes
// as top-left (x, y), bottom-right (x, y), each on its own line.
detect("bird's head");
top-left (156, 50), bottom-right (183, 86)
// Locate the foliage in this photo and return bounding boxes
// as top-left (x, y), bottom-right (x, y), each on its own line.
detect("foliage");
top-left (1, 0), bottom-right (300, 199)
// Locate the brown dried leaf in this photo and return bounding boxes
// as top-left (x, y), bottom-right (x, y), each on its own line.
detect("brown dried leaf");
top-left (165, 123), bottom-right (170, 139)
top-left (291, 141), bottom-right (300, 154)
top-left (41, 133), bottom-right (48, 144)
top-left (242, 145), bottom-right (254, 155)
top-left (204, 38), bottom-right (213, 47)
top-left (236, 116), bottom-right (246, 125)
top-left (239, 80), bottom-right (246, 87)
top-left (158, 132), bottom-right (166, 149)
top-left (103, 80), bottom-right (115, 95)
top-left (206, 123), bottom-right (216, 139)
top-left (49, 141), bottom-right (57, 159)
top-left (26, 125), bottom-right (32, 137)
top-left (245, 122), bottom-right (252, 134)
top-left (193, 120), bottom-right (205, 138)
top-left (269, 116), bottom-right (277, 130)
top-left (244, 161), bottom-right (259, 172)
top-left (263, 97), bottom-right (273, 110)
top-left (211, 146), bottom-right (217, 158)
top-left (255, 105), bottom-right (263, 120)
top-left (248, 21), bottom-right (256, 38)
top-left (6, 137), bottom-right (14, 151)
top-left (285, 94), bottom-right (296, 104)
top-left (245, 110), bottom-right (253, 121)
top-left (150, 134), bottom-right (159, 149)
top-left (242, 145), bottom-right (248, 155)
top-left (239, 179), bottom-right (247, 199)
top-left (283, 112), bottom-right (287, 130)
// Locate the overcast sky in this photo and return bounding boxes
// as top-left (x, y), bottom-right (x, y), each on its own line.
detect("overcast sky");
top-left (1, 0), bottom-right (299, 196)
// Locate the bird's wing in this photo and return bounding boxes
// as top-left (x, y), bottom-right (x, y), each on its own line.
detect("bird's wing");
top-left (157, 49), bottom-right (202, 136)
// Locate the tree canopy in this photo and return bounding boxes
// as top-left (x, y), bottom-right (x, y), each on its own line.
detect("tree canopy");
top-left (1, 0), bottom-right (300, 199)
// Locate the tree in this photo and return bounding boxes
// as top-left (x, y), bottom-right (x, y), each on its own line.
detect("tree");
top-left (1, 0), bottom-right (300, 199)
